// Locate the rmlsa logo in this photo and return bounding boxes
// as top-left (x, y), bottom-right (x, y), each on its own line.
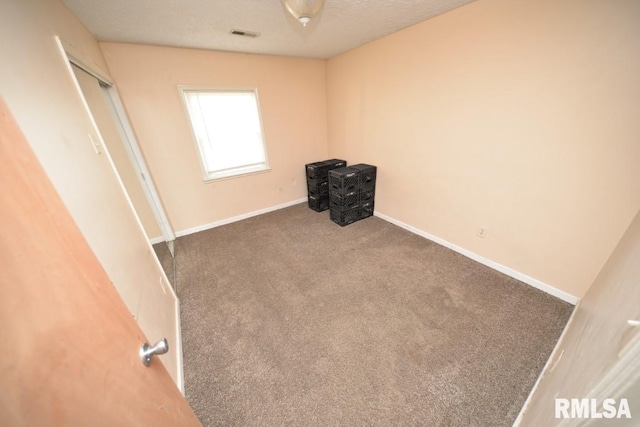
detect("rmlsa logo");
top-left (555, 398), bottom-right (631, 419)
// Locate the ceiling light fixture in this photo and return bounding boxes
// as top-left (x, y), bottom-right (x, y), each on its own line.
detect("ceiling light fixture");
top-left (281, 0), bottom-right (326, 27)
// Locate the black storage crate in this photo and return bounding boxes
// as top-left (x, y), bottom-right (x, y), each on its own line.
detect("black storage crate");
top-left (307, 179), bottom-right (329, 196)
top-left (305, 159), bottom-right (347, 212)
top-left (305, 160), bottom-right (327, 179)
top-left (308, 194), bottom-right (329, 212)
top-left (350, 163), bottom-right (377, 191)
top-left (305, 160), bottom-right (377, 223)
top-left (329, 167), bottom-right (360, 197)
top-left (325, 158), bottom-right (347, 170)
top-left (305, 159), bottom-right (346, 180)
top-left (360, 189), bottom-right (375, 204)
top-left (329, 193), bottom-right (359, 211)
top-left (330, 206), bottom-right (360, 227)
top-left (360, 202), bottom-right (375, 219)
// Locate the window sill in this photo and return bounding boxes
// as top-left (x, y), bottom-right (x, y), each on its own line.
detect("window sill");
top-left (203, 165), bottom-right (271, 183)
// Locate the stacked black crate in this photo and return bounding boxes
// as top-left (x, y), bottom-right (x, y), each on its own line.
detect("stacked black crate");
top-left (305, 159), bottom-right (346, 212)
top-left (350, 164), bottom-right (377, 219)
top-left (329, 163), bottom-right (377, 226)
top-left (328, 166), bottom-right (361, 226)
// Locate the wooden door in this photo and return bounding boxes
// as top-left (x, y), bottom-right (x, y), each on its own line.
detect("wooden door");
top-left (0, 100), bottom-right (201, 425)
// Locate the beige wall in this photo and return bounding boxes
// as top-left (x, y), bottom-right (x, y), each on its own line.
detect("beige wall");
top-left (326, 0), bottom-right (640, 299)
top-left (100, 43), bottom-right (328, 234)
top-left (0, 0), bottom-right (180, 383)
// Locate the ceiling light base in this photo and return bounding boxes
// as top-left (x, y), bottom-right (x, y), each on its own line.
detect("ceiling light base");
top-left (282, 0), bottom-right (325, 27)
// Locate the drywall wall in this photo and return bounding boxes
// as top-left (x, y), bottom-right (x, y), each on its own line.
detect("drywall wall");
top-left (0, 0), bottom-right (180, 384)
top-left (517, 209), bottom-right (640, 425)
top-left (326, 0), bottom-right (640, 299)
top-left (100, 43), bottom-right (328, 234)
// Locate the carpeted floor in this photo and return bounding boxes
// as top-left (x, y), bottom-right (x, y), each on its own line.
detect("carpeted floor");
top-left (175, 203), bottom-right (573, 426)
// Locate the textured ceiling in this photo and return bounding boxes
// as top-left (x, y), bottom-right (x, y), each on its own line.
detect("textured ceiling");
top-left (62, 0), bottom-right (476, 59)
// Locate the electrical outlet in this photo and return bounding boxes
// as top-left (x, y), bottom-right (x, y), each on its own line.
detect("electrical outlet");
top-left (477, 227), bottom-right (487, 239)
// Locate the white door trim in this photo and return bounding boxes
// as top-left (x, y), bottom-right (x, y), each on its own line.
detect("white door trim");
top-left (56, 37), bottom-right (175, 244)
top-left (101, 85), bottom-right (176, 243)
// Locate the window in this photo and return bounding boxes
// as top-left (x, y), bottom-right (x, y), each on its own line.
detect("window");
top-left (180, 88), bottom-right (269, 181)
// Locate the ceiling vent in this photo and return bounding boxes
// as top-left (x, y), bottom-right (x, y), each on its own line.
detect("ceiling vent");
top-left (230, 29), bottom-right (260, 38)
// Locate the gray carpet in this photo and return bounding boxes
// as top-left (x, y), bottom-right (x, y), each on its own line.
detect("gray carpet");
top-left (176, 203), bottom-right (573, 426)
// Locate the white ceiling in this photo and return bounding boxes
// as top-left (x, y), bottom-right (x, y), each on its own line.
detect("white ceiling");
top-left (62, 0), bottom-right (476, 59)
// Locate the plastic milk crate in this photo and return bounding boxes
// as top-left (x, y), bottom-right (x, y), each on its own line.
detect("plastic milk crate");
top-left (305, 159), bottom-right (346, 180)
top-left (350, 164), bottom-right (377, 191)
top-left (308, 194), bottom-right (329, 212)
top-left (330, 206), bottom-right (360, 227)
top-left (307, 179), bottom-right (329, 196)
top-left (305, 159), bottom-right (347, 212)
top-left (328, 167), bottom-right (360, 197)
top-left (360, 202), bottom-right (375, 219)
top-left (329, 193), bottom-right (360, 212)
top-left (360, 189), bottom-right (375, 204)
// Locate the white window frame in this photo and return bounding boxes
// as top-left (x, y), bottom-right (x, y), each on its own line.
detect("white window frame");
top-left (178, 86), bottom-right (270, 182)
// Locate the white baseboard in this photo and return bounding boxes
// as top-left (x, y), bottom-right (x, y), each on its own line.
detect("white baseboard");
top-left (374, 211), bottom-right (579, 305)
top-left (149, 236), bottom-right (165, 245)
top-left (175, 198), bottom-right (307, 238)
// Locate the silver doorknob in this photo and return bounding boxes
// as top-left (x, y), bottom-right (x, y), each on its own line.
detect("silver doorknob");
top-left (140, 338), bottom-right (169, 367)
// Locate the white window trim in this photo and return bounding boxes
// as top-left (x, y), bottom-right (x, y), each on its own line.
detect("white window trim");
top-left (178, 86), bottom-right (271, 182)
